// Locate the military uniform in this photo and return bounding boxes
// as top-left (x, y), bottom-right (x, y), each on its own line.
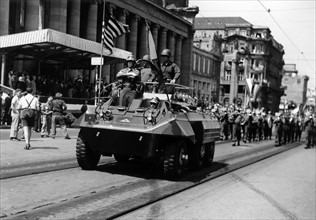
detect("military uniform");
top-left (274, 115), bottom-right (283, 146)
top-left (116, 67), bottom-right (139, 107)
top-left (232, 112), bottom-right (243, 146)
top-left (304, 116), bottom-right (315, 149)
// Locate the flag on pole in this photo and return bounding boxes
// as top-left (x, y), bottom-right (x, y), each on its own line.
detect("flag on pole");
top-left (102, 9), bottom-right (129, 54)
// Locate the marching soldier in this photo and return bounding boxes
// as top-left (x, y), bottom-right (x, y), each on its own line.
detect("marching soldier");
top-left (257, 112), bottom-right (263, 141)
top-left (274, 113), bottom-right (283, 146)
top-left (282, 113), bottom-right (290, 145)
top-left (288, 113), bottom-right (296, 143)
top-left (295, 114), bottom-right (304, 141)
top-left (220, 109), bottom-right (229, 140)
top-left (304, 115), bottom-right (315, 149)
top-left (266, 111), bottom-right (274, 140)
top-left (243, 109), bottom-right (253, 143)
top-left (232, 109), bottom-right (243, 146)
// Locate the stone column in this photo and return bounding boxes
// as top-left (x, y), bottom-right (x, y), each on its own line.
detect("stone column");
top-left (67, 0), bottom-right (81, 36)
top-left (175, 34), bottom-right (183, 67)
top-left (25, 0), bottom-right (39, 31)
top-left (158, 27), bottom-right (167, 57)
top-left (151, 24), bottom-right (159, 50)
top-left (86, 2), bottom-right (98, 41)
top-left (48, 0), bottom-right (67, 33)
top-left (167, 31), bottom-right (175, 60)
top-left (0, 0), bottom-right (10, 35)
top-left (38, 0), bottom-right (45, 29)
top-left (180, 31), bottom-right (193, 86)
top-left (1, 54), bottom-right (7, 85)
top-left (127, 14), bottom-right (140, 57)
top-left (115, 9), bottom-right (129, 74)
top-left (229, 58), bottom-right (239, 104)
top-left (138, 19), bottom-right (147, 59)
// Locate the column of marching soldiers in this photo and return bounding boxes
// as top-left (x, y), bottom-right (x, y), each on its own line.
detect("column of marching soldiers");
top-left (212, 106), bottom-right (315, 149)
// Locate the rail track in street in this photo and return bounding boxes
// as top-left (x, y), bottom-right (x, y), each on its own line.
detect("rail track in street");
top-left (1, 141), bottom-right (303, 220)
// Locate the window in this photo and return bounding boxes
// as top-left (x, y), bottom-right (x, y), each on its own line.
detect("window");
top-left (238, 70), bottom-right (244, 81)
top-left (198, 55), bottom-right (201, 72)
top-left (240, 30), bottom-right (247, 36)
top-left (225, 70), bottom-right (231, 81)
top-left (193, 53), bottom-right (196, 71)
top-left (203, 58), bottom-right (206, 73)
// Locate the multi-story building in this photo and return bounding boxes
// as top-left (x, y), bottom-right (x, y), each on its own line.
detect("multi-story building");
top-left (281, 64), bottom-right (309, 106)
top-left (0, 0), bottom-right (197, 89)
top-left (191, 39), bottom-right (223, 103)
top-left (194, 17), bottom-right (285, 112)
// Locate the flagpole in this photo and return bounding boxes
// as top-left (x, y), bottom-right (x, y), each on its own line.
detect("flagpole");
top-left (98, 0), bottom-right (106, 105)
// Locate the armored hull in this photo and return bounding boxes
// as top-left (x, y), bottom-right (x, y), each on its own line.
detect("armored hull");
top-left (75, 83), bottom-right (220, 179)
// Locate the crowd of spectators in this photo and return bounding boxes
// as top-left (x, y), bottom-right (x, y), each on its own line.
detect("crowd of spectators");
top-left (7, 70), bottom-right (96, 99)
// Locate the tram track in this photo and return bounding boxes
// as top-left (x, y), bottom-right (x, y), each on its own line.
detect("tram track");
top-left (1, 141), bottom-right (303, 220)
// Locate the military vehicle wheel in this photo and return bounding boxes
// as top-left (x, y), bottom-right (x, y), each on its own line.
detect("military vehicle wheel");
top-left (204, 142), bottom-right (215, 166)
top-left (76, 135), bottom-right (100, 170)
top-left (163, 140), bottom-right (187, 180)
top-left (114, 154), bottom-right (130, 163)
top-left (189, 143), bottom-right (206, 170)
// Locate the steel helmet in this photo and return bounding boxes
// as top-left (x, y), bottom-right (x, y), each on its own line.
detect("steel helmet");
top-left (126, 55), bottom-right (136, 62)
top-left (142, 54), bottom-right (151, 62)
top-left (150, 97), bottom-right (160, 105)
top-left (161, 49), bottom-right (171, 57)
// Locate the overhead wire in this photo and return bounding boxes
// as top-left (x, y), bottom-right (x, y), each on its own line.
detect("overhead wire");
top-left (257, 0), bottom-right (315, 74)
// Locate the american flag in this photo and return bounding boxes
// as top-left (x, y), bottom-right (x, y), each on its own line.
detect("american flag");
top-left (102, 15), bottom-right (129, 53)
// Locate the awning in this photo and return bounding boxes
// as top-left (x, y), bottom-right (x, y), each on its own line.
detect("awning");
top-left (0, 29), bottom-right (131, 69)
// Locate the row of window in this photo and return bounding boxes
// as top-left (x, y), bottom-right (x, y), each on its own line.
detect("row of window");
top-left (192, 53), bottom-right (217, 76)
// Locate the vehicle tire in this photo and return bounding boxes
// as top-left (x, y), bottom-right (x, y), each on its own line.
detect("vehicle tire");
top-left (189, 143), bottom-right (206, 170)
top-left (76, 134), bottom-right (100, 170)
top-left (163, 140), bottom-right (187, 180)
top-left (114, 154), bottom-right (130, 163)
top-left (204, 142), bottom-right (215, 166)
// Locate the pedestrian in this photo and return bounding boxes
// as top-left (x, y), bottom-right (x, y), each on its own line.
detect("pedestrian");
top-left (288, 114), bottom-right (296, 143)
top-left (9, 89), bottom-right (22, 141)
top-left (304, 115), bottom-right (314, 149)
top-left (257, 112), bottom-right (263, 141)
top-left (40, 96), bottom-right (53, 137)
top-left (116, 55), bottom-right (139, 107)
top-left (160, 49), bottom-right (181, 84)
top-left (282, 113), bottom-right (290, 145)
top-left (18, 87), bottom-right (39, 150)
top-left (266, 111), bottom-right (274, 140)
top-left (51, 92), bottom-right (71, 139)
top-left (33, 95), bottom-right (41, 133)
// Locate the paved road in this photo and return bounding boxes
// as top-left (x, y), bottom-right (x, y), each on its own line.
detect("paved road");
top-left (118, 145), bottom-right (316, 220)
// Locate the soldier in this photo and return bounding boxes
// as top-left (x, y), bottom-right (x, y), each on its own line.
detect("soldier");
top-left (274, 113), bottom-right (283, 146)
top-left (282, 113), bottom-right (290, 145)
top-left (266, 111), bottom-right (274, 140)
top-left (116, 55), bottom-right (140, 107)
top-left (257, 111), bottom-right (263, 141)
top-left (160, 49), bottom-right (181, 84)
top-left (232, 109), bottom-right (243, 146)
top-left (304, 115), bottom-right (315, 149)
top-left (288, 113), bottom-right (296, 143)
top-left (139, 55), bottom-right (157, 83)
top-left (220, 109), bottom-right (229, 140)
top-left (251, 111), bottom-right (259, 142)
top-left (41, 96), bottom-right (53, 137)
top-left (295, 114), bottom-right (304, 141)
top-left (242, 109), bottom-right (252, 143)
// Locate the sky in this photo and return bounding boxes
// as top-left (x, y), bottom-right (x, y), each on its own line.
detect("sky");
top-left (189, 0), bottom-right (316, 89)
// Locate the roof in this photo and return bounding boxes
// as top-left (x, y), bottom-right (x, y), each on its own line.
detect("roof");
top-left (194, 17), bottom-right (252, 30)
top-left (0, 29), bottom-right (132, 68)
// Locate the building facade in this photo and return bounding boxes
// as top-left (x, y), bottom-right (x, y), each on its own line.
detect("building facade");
top-left (191, 43), bottom-right (223, 103)
top-left (281, 64), bottom-right (309, 106)
top-left (194, 17), bottom-right (285, 112)
top-left (0, 0), bottom-right (196, 88)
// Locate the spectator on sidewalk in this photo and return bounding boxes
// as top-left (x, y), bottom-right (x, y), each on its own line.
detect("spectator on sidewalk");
top-left (10, 89), bottom-right (22, 141)
top-left (18, 87), bottom-right (39, 150)
top-left (33, 95), bottom-right (41, 133)
top-left (41, 96), bottom-right (53, 138)
top-left (51, 92), bottom-right (71, 139)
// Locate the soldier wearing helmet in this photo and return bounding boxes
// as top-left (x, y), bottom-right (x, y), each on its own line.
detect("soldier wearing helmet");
top-left (116, 55), bottom-right (140, 107)
top-left (140, 54), bottom-right (157, 83)
top-left (160, 49), bottom-right (181, 84)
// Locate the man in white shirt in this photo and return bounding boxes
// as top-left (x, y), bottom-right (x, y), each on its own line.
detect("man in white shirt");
top-left (10, 89), bottom-right (22, 141)
top-left (18, 87), bottom-right (39, 150)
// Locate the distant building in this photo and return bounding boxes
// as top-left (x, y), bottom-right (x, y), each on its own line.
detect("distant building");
top-left (281, 64), bottom-right (309, 105)
top-left (191, 42), bottom-right (223, 103)
top-left (194, 17), bottom-right (285, 112)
